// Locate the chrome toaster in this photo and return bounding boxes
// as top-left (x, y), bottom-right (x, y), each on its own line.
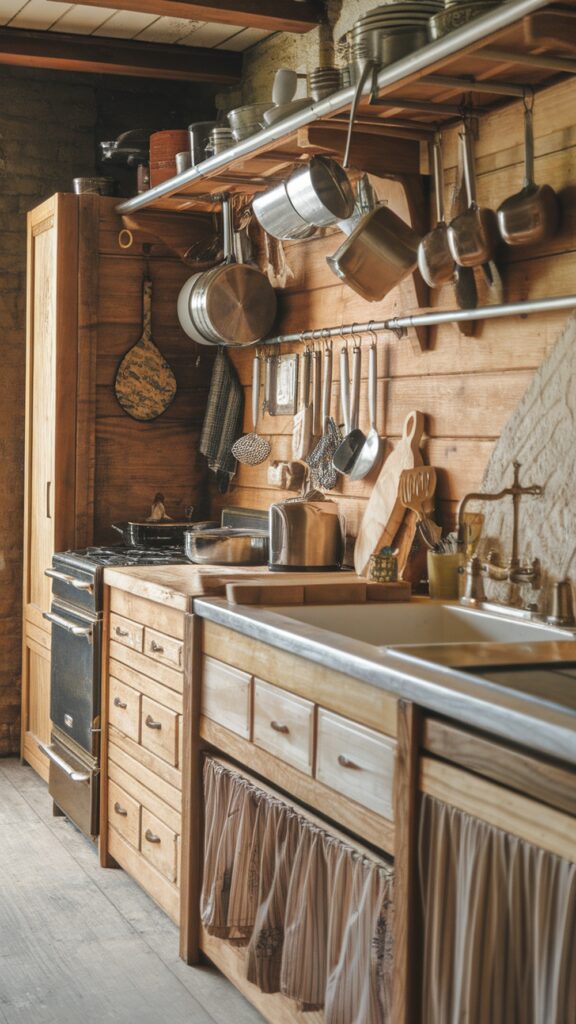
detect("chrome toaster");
top-left (269, 495), bottom-right (345, 571)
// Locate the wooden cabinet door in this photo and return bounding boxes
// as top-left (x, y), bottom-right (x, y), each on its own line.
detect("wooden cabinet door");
top-left (21, 194), bottom-right (80, 773)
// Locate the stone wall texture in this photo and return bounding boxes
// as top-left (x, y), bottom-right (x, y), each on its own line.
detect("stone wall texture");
top-left (479, 313), bottom-right (576, 609)
top-left (0, 67), bottom-right (214, 756)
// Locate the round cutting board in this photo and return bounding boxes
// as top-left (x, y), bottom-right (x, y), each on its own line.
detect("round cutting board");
top-left (114, 276), bottom-right (177, 421)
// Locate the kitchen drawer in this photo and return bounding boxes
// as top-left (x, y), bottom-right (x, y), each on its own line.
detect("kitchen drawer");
top-left (108, 779), bottom-right (140, 849)
top-left (110, 613), bottom-right (143, 653)
top-left (141, 695), bottom-right (179, 766)
top-left (316, 709), bottom-right (396, 820)
top-left (202, 655), bottom-right (252, 739)
top-left (253, 679), bottom-right (314, 776)
top-left (141, 807), bottom-right (178, 883)
top-left (108, 676), bottom-right (141, 743)
top-left (143, 627), bottom-right (183, 672)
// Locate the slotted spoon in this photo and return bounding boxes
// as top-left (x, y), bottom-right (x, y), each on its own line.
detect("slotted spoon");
top-left (399, 467), bottom-right (442, 548)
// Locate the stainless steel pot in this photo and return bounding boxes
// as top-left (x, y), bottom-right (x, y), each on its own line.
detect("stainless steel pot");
top-left (285, 155), bottom-right (354, 227)
top-left (184, 527), bottom-right (269, 565)
top-left (252, 181), bottom-right (317, 241)
top-left (185, 195), bottom-right (277, 345)
top-left (327, 203), bottom-right (420, 301)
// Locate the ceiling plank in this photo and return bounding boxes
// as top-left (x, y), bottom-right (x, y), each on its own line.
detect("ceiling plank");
top-left (0, 27), bottom-right (242, 81)
top-left (46, 0), bottom-right (323, 33)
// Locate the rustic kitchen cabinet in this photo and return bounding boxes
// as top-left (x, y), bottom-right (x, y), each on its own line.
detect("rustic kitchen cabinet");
top-left (418, 718), bottom-right (576, 1023)
top-left (100, 586), bottom-right (185, 923)
top-left (22, 192), bottom-right (211, 780)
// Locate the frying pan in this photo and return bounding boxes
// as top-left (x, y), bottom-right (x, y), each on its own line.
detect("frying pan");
top-left (417, 134), bottom-right (455, 287)
top-left (447, 122), bottom-right (499, 268)
top-left (497, 101), bottom-right (559, 246)
top-left (111, 519), bottom-right (217, 548)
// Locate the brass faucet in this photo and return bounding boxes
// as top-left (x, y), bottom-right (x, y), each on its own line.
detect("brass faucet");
top-left (457, 462), bottom-right (544, 608)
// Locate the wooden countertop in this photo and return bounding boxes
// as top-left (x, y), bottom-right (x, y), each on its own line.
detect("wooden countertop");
top-left (102, 564), bottom-right (271, 611)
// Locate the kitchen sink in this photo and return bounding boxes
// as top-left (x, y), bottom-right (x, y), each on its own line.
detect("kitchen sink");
top-left (269, 600), bottom-right (573, 649)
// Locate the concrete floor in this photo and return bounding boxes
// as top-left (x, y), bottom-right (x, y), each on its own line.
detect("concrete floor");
top-left (0, 758), bottom-right (265, 1024)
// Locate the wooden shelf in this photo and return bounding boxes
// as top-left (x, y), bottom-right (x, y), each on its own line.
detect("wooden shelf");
top-left (116, 0), bottom-right (576, 215)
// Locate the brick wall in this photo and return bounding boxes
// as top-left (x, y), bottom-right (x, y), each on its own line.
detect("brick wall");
top-left (0, 66), bottom-right (216, 755)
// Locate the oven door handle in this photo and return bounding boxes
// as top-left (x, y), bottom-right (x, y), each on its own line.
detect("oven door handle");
top-left (37, 742), bottom-right (91, 783)
top-left (43, 610), bottom-right (93, 641)
top-left (45, 568), bottom-right (94, 593)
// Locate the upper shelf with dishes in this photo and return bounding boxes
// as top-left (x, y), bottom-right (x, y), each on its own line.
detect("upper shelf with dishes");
top-left (116, 0), bottom-right (576, 215)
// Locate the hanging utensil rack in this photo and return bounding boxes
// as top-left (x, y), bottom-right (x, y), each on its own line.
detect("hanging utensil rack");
top-left (265, 294), bottom-right (576, 346)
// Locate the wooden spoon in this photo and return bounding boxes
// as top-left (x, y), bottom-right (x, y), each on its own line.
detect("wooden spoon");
top-left (115, 275), bottom-right (177, 421)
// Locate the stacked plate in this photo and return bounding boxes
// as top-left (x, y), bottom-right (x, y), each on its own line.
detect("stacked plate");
top-left (429, 0), bottom-right (500, 40)
top-left (308, 65), bottom-right (342, 101)
top-left (227, 102), bottom-right (272, 142)
top-left (351, 1), bottom-right (441, 72)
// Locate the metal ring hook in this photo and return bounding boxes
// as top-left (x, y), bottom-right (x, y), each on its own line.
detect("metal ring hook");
top-left (523, 85), bottom-right (535, 112)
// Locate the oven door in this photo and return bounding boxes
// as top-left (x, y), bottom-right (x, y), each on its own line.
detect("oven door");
top-left (39, 733), bottom-right (99, 837)
top-left (43, 602), bottom-right (101, 758)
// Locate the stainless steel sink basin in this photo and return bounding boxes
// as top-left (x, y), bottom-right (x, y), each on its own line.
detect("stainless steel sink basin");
top-left (269, 600), bottom-right (572, 648)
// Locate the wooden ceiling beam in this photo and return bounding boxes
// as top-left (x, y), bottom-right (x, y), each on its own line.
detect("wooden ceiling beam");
top-left (47, 0), bottom-right (323, 33)
top-left (0, 27), bottom-right (242, 82)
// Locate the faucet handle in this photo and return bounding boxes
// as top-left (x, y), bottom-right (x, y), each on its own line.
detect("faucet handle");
top-left (547, 578), bottom-right (575, 627)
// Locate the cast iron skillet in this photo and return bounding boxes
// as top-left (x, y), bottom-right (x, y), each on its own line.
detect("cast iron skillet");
top-left (111, 519), bottom-right (218, 549)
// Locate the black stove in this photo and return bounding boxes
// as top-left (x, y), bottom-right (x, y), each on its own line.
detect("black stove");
top-left (42, 542), bottom-right (190, 838)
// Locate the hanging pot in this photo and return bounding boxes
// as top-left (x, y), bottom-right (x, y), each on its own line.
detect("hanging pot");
top-left (178, 196), bottom-right (277, 346)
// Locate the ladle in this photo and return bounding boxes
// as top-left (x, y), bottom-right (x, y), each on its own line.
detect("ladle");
top-left (333, 342), bottom-right (365, 475)
top-left (349, 336), bottom-right (382, 481)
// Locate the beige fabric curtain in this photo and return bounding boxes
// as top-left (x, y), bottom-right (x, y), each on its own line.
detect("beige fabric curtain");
top-left (418, 794), bottom-right (576, 1024)
top-left (201, 757), bottom-right (394, 1022)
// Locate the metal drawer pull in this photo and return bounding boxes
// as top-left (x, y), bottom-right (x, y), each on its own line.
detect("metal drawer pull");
top-left (42, 610), bottom-right (93, 640)
top-left (113, 802), bottom-right (128, 817)
top-left (37, 742), bottom-right (90, 783)
top-left (150, 640), bottom-right (164, 653)
top-left (145, 829), bottom-right (161, 844)
top-left (270, 720), bottom-right (289, 734)
top-left (115, 626), bottom-right (130, 637)
top-left (45, 568), bottom-right (93, 592)
top-left (338, 754), bottom-right (361, 770)
top-left (145, 714), bottom-right (162, 730)
top-left (113, 696), bottom-right (127, 709)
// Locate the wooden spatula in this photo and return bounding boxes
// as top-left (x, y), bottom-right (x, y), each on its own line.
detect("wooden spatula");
top-left (399, 467), bottom-right (443, 547)
top-left (115, 275), bottom-right (177, 421)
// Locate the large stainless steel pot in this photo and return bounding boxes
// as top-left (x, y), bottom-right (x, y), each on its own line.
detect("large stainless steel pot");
top-left (285, 155), bottom-right (354, 227)
top-left (252, 181), bottom-right (317, 241)
top-left (179, 195), bottom-right (277, 346)
top-left (185, 527), bottom-right (269, 565)
top-left (327, 203), bottom-right (420, 301)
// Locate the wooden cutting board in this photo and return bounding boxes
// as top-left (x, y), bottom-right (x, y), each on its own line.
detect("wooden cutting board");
top-left (225, 574), bottom-right (411, 605)
top-left (114, 276), bottom-right (177, 421)
top-left (354, 410), bottom-right (425, 577)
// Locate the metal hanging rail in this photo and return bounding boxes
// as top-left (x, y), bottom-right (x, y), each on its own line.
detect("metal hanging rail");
top-left (267, 294), bottom-right (576, 346)
top-left (116, 0), bottom-right (554, 215)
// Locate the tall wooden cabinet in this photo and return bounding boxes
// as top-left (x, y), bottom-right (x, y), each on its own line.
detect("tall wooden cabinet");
top-left (21, 195), bottom-right (87, 779)
top-left (21, 192), bottom-right (212, 780)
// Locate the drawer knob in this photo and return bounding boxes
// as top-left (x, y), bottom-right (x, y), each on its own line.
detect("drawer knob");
top-left (145, 714), bottom-right (162, 730)
top-left (115, 626), bottom-right (129, 637)
top-left (150, 640), bottom-right (164, 653)
top-left (113, 696), bottom-right (127, 709)
top-left (270, 720), bottom-right (289, 734)
top-left (338, 754), bottom-right (361, 770)
top-left (113, 801), bottom-right (128, 817)
top-left (144, 828), bottom-right (161, 844)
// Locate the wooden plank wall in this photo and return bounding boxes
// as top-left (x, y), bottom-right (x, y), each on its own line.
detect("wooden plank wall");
top-left (92, 202), bottom-right (214, 545)
top-left (215, 76), bottom-right (576, 542)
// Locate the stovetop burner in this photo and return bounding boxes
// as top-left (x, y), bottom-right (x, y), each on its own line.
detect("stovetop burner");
top-left (56, 544), bottom-right (189, 573)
